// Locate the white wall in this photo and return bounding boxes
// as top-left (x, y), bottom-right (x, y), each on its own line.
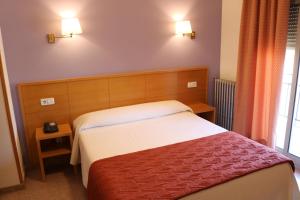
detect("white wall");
top-left (220, 0), bottom-right (243, 81)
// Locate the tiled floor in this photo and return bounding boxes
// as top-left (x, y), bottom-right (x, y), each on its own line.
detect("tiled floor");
top-left (0, 168), bottom-right (86, 200)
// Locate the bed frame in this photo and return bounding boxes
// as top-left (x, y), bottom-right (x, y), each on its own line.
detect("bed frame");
top-left (18, 67), bottom-right (208, 166)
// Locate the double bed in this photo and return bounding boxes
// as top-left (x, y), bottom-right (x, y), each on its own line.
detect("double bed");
top-left (70, 100), bottom-right (299, 200)
top-left (17, 67), bottom-right (298, 199)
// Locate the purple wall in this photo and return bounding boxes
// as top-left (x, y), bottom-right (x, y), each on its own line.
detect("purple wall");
top-left (0, 0), bottom-right (222, 164)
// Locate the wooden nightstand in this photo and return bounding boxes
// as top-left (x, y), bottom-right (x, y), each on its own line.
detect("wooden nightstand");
top-left (35, 123), bottom-right (73, 180)
top-left (188, 102), bottom-right (216, 123)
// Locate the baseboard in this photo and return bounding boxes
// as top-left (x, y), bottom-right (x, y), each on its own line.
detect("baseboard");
top-left (0, 182), bottom-right (25, 193)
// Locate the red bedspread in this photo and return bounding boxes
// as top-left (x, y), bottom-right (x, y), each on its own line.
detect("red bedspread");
top-left (87, 131), bottom-right (294, 200)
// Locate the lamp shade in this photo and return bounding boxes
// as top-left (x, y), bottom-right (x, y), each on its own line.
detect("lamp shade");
top-left (61, 18), bottom-right (82, 36)
top-left (176, 20), bottom-right (192, 35)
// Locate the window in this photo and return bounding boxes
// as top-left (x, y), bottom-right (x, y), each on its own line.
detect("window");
top-left (275, 0), bottom-right (300, 166)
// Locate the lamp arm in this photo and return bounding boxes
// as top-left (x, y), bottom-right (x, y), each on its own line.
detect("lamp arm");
top-left (47, 33), bottom-right (74, 43)
top-left (56, 33), bottom-right (73, 38)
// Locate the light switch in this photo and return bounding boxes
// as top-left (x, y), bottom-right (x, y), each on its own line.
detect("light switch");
top-left (40, 98), bottom-right (55, 106)
top-left (187, 81), bottom-right (197, 88)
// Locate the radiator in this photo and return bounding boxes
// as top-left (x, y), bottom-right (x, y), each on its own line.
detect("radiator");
top-left (214, 79), bottom-right (236, 130)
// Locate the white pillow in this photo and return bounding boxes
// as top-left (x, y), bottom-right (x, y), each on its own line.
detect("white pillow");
top-left (73, 100), bottom-right (192, 132)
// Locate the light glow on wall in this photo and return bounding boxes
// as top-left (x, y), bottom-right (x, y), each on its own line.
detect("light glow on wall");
top-left (60, 10), bottom-right (77, 18)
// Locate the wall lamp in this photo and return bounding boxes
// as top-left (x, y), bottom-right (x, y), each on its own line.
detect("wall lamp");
top-left (176, 20), bottom-right (195, 39)
top-left (47, 17), bottom-right (82, 44)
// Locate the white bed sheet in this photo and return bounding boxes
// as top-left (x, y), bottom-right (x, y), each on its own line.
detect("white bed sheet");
top-left (79, 111), bottom-right (226, 187)
top-left (77, 111), bottom-right (299, 200)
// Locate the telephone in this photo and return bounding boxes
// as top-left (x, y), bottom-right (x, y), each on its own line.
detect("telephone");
top-left (43, 122), bottom-right (58, 133)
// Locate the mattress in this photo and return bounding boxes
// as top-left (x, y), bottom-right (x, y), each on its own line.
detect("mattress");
top-left (71, 101), bottom-right (299, 199)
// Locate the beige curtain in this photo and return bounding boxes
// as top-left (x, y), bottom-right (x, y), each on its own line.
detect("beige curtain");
top-left (233, 0), bottom-right (290, 147)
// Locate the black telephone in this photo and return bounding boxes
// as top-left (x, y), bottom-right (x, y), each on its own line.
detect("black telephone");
top-left (43, 122), bottom-right (58, 133)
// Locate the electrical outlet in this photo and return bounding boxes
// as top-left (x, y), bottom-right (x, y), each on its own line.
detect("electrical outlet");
top-left (40, 98), bottom-right (55, 106)
top-left (187, 81), bottom-right (197, 88)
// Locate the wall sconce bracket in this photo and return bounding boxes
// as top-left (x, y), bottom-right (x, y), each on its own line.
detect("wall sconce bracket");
top-left (47, 34), bottom-right (56, 44)
top-left (47, 33), bottom-right (74, 44)
top-left (183, 31), bottom-right (196, 40)
top-left (190, 31), bottom-right (196, 39)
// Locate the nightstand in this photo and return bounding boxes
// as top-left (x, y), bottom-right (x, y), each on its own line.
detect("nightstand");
top-left (35, 123), bottom-right (73, 180)
top-left (188, 102), bottom-right (216, 123)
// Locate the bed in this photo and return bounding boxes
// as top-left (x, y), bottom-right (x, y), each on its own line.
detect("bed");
top-left (70, 100), bottom-right (299, 200)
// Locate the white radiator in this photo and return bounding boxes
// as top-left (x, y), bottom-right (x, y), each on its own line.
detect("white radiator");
top-left (214, 79), bottom-right (236, 130)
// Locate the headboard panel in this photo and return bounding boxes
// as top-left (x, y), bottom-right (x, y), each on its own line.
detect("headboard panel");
top-left (18, 67), bottom-right (208, 166)
top-left (109, 75), bottom-right (146, 107)
top-left (68, 79), bottom-right (109, 119)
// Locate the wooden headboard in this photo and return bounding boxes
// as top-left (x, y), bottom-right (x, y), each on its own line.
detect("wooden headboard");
top-left (18, 67), bottom-right (208, 166)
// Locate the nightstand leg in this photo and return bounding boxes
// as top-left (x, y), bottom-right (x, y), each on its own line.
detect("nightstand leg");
top-left (212, 112), bottom-right (216, 123)
top-left (39, 158), bottom-right (46, 181)
top-left (73, 165), bottom-right (78, 175)
top-left (36, 139), bottom-right (45, 181)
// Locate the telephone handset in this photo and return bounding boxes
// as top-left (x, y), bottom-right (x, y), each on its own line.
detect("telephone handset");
top-left (43, 122), bottom-right (58, 133)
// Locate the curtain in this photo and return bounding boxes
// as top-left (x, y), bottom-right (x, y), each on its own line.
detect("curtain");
top-left (233, 0), bottom-right (290, 147)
